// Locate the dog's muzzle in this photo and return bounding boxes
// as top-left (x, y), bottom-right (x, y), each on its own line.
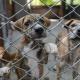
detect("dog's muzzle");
top-left (77, 29), bottom-right (80, 36)
top-left (29, 24), bottom-right (47, 39)
top-left (35, 27), bottom-right (44, 35)
top-left (29, 32), bottom-right (46, 39)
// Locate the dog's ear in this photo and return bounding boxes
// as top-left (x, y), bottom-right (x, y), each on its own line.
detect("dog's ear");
top-left (10, 20), bottom-right (23, 32)
top-left (10, 16), bottom-right (27, 32)
top-left (14, 17), bottom-right (25, 31)
top-left (43, 17), bottom-right (51, 28)
top-left (64, 19), bottom-right (74, 29)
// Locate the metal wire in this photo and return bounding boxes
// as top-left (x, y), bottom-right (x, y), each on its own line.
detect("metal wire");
top-left (0, 0), bottom-right (80, 80)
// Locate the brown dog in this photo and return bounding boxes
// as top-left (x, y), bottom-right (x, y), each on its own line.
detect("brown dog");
top-left (55, 19), bottom-right (80, 80)
top-left (10, 14), bottom-right (51, 79)
top-left (0, 46), bottom-right (33, 80)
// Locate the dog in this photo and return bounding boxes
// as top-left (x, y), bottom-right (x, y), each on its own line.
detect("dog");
top-left (54, 19), bottom-right (80, 80)
top-left (0, 46), bottom-right (34, 80)
top-left (20, 37), bottom-right (58, 80)
top-left (9, 14), bottom-right (51, 80)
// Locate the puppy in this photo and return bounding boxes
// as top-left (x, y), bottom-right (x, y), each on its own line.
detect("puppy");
top-left (55, 19), bottom-right (80, 80)
top-left (0, 47), bottom-right (18, 79)
top-left (0, 46), bottom-right (33, 80)
top-left (10, 14), bottom-right (51, 79)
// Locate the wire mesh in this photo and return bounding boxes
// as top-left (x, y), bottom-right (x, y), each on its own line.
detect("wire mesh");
top-left (0, 0), bottom-right (80, 80)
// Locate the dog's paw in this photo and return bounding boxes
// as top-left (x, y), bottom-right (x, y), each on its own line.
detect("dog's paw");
top-left (44, 43), bottom-right (58, 54)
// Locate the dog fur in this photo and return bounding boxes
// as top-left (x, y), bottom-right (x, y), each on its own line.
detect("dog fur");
top-left (56, 19), bottom-right (80, 80)
top-left (0, 46), bottom-right (33, 80)
top-left (9, 14), bottom-right (51, 80)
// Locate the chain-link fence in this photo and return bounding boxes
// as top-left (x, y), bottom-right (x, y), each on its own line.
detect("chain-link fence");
top-left (0, 0), bottom-right (80, 80)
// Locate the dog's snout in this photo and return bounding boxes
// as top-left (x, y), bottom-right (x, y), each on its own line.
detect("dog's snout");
top-left (77, 29), bottom-right (80, 33)
top-left (35, 28), bottom-right (44, 34)
top-left (77, 29), bottom-right (80, 36)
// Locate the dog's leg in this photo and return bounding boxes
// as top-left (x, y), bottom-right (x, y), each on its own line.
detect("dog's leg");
top-left (72, 67), bottom-right (79, 80)
top-left (72, 71), bottom-right (78, 80)
top-left (16, 65), bottom-right (33, 80)
top-left (72, 58), bottom-right (79, 80)
top-left (38, 63), bottom-right (44, 78)
top-left (15, 57), bottom-right (32, 80)
top-left (43, 52), bottom-right (49, 64)
top-left (16, 68), bottom-right (25, 80)
top-left (37, 49), bottom-right (49, 78)
top-left (56, 63), bottom-right (61, 80)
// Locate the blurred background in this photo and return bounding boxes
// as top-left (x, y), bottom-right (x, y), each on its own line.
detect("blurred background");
top-left (0, 0), bottom-right (80, 20)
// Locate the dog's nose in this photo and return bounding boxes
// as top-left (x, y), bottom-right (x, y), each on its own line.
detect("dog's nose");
top-left (35, 28), bottom-right (44, 34)
top-left (77, 29), bottom-right (80, 32)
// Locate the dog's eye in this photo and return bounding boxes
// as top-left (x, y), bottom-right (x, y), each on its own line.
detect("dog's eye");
top-left (24, 20), bottom-right (31, 26)
top-left (39, 18), bottom-right (44, 23)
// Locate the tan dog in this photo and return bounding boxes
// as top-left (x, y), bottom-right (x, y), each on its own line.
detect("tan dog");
top-left (55, 19), bottom-right (80, 80)
top-left (0, 46), bottom-right (33, 80)
top-left (10, 14), bottom-right (51, 80)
